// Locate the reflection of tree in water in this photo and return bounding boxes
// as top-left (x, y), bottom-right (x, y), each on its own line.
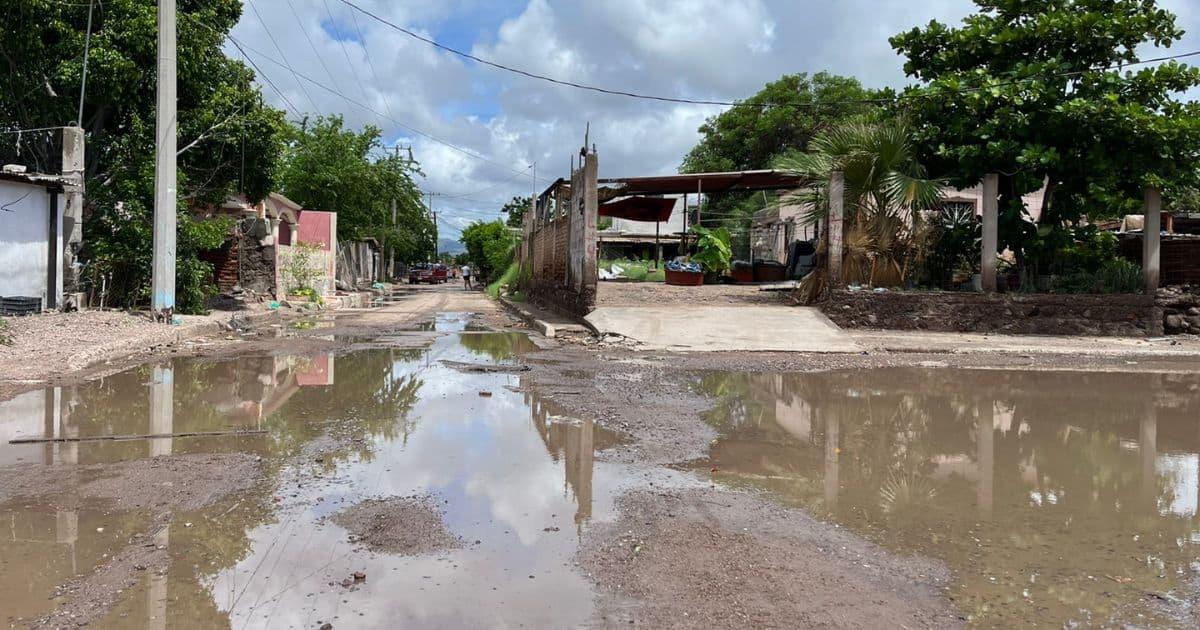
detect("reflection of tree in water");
top-left (457, 332), bottom-right (535, 362)
top-left (697, 368), bottom-right (1200, 626)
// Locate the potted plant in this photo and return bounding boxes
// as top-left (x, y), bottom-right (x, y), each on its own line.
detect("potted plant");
top-left (690, 226), bottom-right (733, 283)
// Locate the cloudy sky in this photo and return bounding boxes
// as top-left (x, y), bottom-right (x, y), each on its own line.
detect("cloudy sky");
top-left (228, 0), bottom-right (1200, 239)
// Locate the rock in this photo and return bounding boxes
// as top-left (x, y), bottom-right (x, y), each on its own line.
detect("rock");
top-left (1165, 314), bottom-right (1185, 332)
top-left (352, 571), bottom-right (366, 582)
top-left (1188, 307), bottom-right (1200, 317)
top-left (1185, 315), bottom-right (1200, 331)
top-left (320, 624), bottom-right (333, 630)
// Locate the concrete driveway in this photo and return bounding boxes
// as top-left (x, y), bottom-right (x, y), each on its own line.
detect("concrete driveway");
top-left (585, 305), bottom-right (861, 352)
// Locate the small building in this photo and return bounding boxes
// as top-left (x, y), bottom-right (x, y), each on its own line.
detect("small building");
top-left (750, 183), bottom-right (1050, 263)
top-left (597, 196), bottom-right (688, 261)
top-left (0, 167), bottom-right (69, 312)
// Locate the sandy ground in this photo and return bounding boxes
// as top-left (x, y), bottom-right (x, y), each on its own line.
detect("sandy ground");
top-left (331, 496), bottom-right (463, 556)
top-left (7, 283), bottom-right (1200, 627)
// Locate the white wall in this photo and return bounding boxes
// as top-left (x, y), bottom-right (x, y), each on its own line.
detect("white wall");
top-left (604, 195), bottom-right (687, 235)
top-left (0, 180), bottom-right (63, 307)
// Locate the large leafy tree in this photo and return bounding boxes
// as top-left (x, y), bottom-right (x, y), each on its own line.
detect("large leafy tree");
top-left (890, 0), bottom-right (1200, 264)
top-left (680, 72), bottom-right (880, 254)
top-left (1, 0), bottom-right (288, 312)
top-left (280, 116), bottom-right (434, 264)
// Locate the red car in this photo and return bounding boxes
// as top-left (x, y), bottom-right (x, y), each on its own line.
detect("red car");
top-left (408, 264), bottom-right (449, 284)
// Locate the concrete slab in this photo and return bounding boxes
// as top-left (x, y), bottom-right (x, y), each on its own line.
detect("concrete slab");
top-left (586, 305), bottom-right (860, 352)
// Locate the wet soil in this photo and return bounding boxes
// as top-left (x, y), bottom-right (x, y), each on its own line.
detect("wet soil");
top-left (5, 286), bottom-right (1200, 628)
top-left (580, 488), bottom-right (961, 629)
top-left (331, 495), bottom-right (463, 556)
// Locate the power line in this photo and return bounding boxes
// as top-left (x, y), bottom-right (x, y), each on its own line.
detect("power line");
top-left (284, 0), bottom-right (340, 91)
top-left (337, 0), bottom-right (1200, 109)
top-left (346, 3), bottom-right (397, 122)
top-left (226, 38), bottom-right (302, 118)
top-left (215, 27), bottom-right (546, 182)
top-left (247, 0), bottom-right (318, 112)
top-left (322, 0), bottom-right (376, 121)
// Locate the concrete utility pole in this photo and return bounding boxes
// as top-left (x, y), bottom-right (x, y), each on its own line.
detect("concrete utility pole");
top-left (151, 0), bottom-right (177, 318)
top-left (1143, 186), bottom-right (1162, 293)
top-left (61, 126), bottom-right (85, 299)
top-left (827, 171), bottom-right (844, 288)
top-left (981, 173), bottom-right (999, 293)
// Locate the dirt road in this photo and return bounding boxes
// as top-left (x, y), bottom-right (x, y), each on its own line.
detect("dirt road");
top-left (3, 284), bottom-right (1198, 627)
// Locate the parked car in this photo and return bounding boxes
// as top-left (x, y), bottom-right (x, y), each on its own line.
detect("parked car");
top-left (408, 264), bottom-right (449, 284)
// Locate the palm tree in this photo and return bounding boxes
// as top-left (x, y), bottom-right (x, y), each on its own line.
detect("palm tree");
top-left (773, 119), bottom-right (943, 302)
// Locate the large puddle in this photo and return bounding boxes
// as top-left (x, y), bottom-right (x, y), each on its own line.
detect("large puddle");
top-left (694, 368), bottom-right (1200, 627)
top-left (0, 314), bottom-right (625, 628)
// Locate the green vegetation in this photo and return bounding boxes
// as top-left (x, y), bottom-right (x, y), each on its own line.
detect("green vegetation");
top-left (599, 258), bottom-right (666, 282)
top-left (0, 317), bottom-right (11, 346)
top-left (501, 196), bottom-right (532, 228)
top-left (281, 116), bottom-right (433, 264)
top-left (891, 0), bottom-right (1200, 263)
top-left (0, 2), bottom-right (432, 313)
top-left (690, 226), bottom-right (733, 275)
top-left (460, 220), bottom-right (518, 283)
top-left (774, 118), bottom-right (942, 300)
top-left (486, 261), bottom-right (521, 298)
top-left (682, 73), bottom-right (883, 254)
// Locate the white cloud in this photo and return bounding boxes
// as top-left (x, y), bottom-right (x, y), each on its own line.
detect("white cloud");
top-left (232, 0), bottom-right (1200, 240)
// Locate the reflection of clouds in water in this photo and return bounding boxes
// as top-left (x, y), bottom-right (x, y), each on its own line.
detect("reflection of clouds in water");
top-left (1157, 453), bottom-right (1198, 517)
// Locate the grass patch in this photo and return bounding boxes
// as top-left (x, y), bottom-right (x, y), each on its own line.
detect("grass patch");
top-left (486, 261), bottom-right (521, 298)
top-left (0, 317), bottom-right (11, 346)
top-left (600, 258), bottom-right (665, 282)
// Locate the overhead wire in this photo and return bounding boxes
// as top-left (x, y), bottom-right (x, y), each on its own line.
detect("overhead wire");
top-left (321, 0), bottom-right (376, 121)
top-left (216, 28), bottom-right (547, 183)
top-left (337, 0), bottom-right (1200, 109)
top-left (226, 37), bottom-right (302, 118)
top-left (247, 0), bottom-right (318, 112)
top-left (346, 3), bottom-right (397, 121)
top-left (284, 0), bottom-right (341, 91)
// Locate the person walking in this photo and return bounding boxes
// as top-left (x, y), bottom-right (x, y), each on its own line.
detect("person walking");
top-left (462, 265), bottom-right (472, 289)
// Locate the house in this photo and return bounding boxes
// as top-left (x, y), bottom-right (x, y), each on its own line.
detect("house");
top-left (0, 167), bottom-right (69, 312)
top-left (750, 183), bottom-right (1050, 263)
top-left (193, 192), bottom-right (337, 299)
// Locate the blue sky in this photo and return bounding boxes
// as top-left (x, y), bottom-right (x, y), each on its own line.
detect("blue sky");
top-left (234, 0), bottom-right (1200, 241)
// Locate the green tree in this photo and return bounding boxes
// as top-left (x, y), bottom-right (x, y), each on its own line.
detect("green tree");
top-left (890, 0), bottom-right (1200, 266)
top-left (460, 220), bottom-right (517, 282)
top-left (502, 195), bottom-right (532, 228)
top-left (1, 0), bottom-right (288, 313)
top-left (680, 72), bottom-right (881, 255)
top-left (280, 116), bottom-right (434, 265)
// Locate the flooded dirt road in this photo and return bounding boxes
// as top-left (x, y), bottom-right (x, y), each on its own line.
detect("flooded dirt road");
top-left (2, 285), bottom-right (1199, 628)
top-left (691, 369), bottom-right (1200, 626)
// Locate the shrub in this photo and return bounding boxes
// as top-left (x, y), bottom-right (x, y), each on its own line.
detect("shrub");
top-left (691, 226), bottom-right (732, 275)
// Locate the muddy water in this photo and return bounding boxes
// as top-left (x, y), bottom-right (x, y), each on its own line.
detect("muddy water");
top-left (695, 368), bottom-right (1200, 627)
top-left (0, 314), bottom-right (625, 628)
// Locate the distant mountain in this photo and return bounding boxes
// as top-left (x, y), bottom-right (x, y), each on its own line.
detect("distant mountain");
top-left (438, 238), bottom-right (466, 254)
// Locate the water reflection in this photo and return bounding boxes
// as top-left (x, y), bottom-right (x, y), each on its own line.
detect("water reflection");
top-left (0, 325), bottom-right (622, 628)
top-left (696, 369), bottom-right (1200, 626)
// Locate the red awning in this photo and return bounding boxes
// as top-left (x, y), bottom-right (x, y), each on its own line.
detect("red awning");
top-left (599, 196), bottom-right (676, 222)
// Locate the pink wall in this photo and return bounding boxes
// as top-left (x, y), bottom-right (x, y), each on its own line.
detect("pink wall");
top-left (296, 210), bottom-right (335, 250)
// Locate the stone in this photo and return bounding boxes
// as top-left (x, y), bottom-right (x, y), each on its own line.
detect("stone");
top-left (1165, 314), bottom-right (1185, 332)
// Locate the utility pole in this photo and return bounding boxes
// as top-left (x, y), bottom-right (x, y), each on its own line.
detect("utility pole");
top-left (151, 0), bottom-right (177, 319)
top-left (429, 191), bottom-right (437, 261)
top-left (387, 145), bottom-right (398, 281)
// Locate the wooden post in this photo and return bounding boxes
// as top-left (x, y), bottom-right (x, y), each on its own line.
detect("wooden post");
top-left (1143, 186), bottom-right (1161, 293)
top-left (981, 173), bottom-right (999, 293)
top-left (828, 171), bottom-right (844, 288)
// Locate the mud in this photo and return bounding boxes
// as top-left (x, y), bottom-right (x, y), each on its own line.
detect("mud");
top-left (580, 488), bottom-right (962, 629)
top-left (331, 495), bottom-right (463, 556)
top-left (0, 453), bottom-right (264, 628)
top-left (0, 452), bottom-right (262, 512)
